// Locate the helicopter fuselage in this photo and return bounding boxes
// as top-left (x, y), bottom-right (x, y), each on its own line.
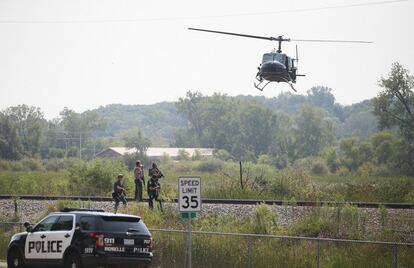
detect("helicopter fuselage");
top-left (256, 52), bottom-right (296, 83)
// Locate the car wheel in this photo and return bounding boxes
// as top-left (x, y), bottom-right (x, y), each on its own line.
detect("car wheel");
top-left (7, 248), bottom-right (25, 268)
top-left (64, 252), bottom-right (83, 268)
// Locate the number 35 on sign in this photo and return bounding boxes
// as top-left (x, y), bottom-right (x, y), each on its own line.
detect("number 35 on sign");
top-left (178, 177), bottom-right (201, 212)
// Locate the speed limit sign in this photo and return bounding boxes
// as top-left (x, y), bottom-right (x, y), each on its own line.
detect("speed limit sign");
top-left (178, 177), bottom-right (201, 212)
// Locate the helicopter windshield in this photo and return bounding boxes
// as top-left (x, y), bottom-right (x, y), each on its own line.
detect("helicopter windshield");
top-left (262, 53), bottom-right (286, 63)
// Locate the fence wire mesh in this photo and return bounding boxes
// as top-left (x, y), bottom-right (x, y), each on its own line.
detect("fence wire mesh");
top-left (1, 222), bottom-right (413, 268)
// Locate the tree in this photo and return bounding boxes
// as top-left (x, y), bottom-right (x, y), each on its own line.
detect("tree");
top-left (294, 105), bottom-right (336, 158)
top-left (339, 137), bottom-right (372, 171)
top-left (123, 129), bottom-right (151, 155)
top-left (0, 113), bottom-right (23, 160)
top-left (370, 130), bottom-right (397, 164)
top-left (307, 86), bottom-right (336, 112)
top-left (373, 63), bottom-right (414, 173)
top-left (176, 91), bottom-right (205, 142)
top-left (4, 105), bottom-right (45, 157)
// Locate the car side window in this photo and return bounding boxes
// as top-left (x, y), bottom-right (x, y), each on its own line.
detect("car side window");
top-left (51, 216), bottom-right (74, 231)
top-left (32, 216), bottom-right (60, 232)
top-left (80, 216), bottom-right (97, 231)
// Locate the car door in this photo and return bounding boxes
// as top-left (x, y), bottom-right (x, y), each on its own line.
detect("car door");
top-left (25, 215), bottom-right (60, 260)
top-left (48, 214), bottom-right (76, 259)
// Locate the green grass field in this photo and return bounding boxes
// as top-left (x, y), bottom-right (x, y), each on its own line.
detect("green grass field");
top-left (1, 158), bottom-right (414, 203)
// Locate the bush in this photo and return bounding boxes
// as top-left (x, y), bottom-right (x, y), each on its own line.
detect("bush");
top-left (191, 150), bottom-right (202, 161)
top-left (68, 159), bottom-right (128, 196)
top-left (177, 149), bottom-right (190, 161)
top-left (311, 161), bottom-right (328, 175)
top-left (257, 154), bottom-right (273, 165)
top-left (335, 166), bottom-right (351, 176)
top-left (213, 149), bottom-right (231, 161)
top-left (252, 204), bottom-right (277, 234)
top-left (195, 159), bottom-right (224, 172)
top-left (289, 213), bottom-right (331, 237)
top-left (20, 158), bottom-right (44, 171)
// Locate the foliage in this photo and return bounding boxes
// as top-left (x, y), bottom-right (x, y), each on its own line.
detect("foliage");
top-left (252, 204), bottom-right (277, 234)
top-left (213, 149), bottom-right (231, 161)
top-left (4, 105), bottom-right (45, 157)
top-left (68, 159), bottom-right (128, 196)
top-left (0, 113), bottom-right (23, 160)
top-left (195, 158), bottom-right (224, 172)
top-left (374, 62), bottom-right (414, 174)
top-left (123, 129), bottom-right (151, 155)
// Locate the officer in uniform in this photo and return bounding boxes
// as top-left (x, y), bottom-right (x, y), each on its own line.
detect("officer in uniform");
top-left (147, 163), bottom-right (163, 211)
top-left (113, 174), bottom-right (127, 213)
top-left (134, 160), bottom-right (145, 202)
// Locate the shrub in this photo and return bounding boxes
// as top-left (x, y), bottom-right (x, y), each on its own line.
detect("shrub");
top-left (311, 161), bottom-right (328, 175)
top-left (289, 213), bottom-right (331, 237)
top-left (257, 154), bottom-right (273, 165)
top-left (20, 158), bottom-right (44, 171)
top-left (0, 159), bottom-right (12, 171)
top-left (195, 159), bottom-right (224, 172)
top-left (252, 204), bottom-right (277, 234)
top-left (191, 150), bottom-right (202, 161)
top-left (213, 149), bottom-right (231, 161)
top-left (335, 166), bottom-right (351, 176)
top-left (68, 159), bottom-right (128, 196)
top-left (177, 149), bottom-right (190, 161)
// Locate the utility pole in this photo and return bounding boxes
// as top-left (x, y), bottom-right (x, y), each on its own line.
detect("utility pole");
top-left (79, 132), bottom-right (82, 159)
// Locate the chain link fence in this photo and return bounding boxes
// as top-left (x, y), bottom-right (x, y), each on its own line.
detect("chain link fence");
top-left (1, 222), bottom-right (413, 267)
top-left (149, 229), bottom-right (414, 268)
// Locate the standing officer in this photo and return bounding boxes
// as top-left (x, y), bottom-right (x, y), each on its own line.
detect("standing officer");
top-left (148, 162), bottom-right (163, 211)
top-left (113, 174), bottom-right (127, 213)
top-left (134, 160), bottom-right (145, 201)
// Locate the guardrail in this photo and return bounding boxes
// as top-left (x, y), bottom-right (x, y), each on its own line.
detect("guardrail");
top-left (1, 195), bottom-right (413, 209)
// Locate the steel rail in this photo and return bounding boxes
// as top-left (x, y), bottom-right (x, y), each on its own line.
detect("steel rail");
top-left (0, 195), bottom-right (413, 209)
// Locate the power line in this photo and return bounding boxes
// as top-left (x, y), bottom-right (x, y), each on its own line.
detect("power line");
top-left (0, 0), bottom-right (408, 24)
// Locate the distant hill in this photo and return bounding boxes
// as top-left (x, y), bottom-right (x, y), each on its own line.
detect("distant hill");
top-left (92, 102), bottom-right (187, 146)
top-left (89, 91), bottom-right (378, 146)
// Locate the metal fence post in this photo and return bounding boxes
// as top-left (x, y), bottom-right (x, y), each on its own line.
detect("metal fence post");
top-left (246, 236), bottom-right (252, 268)
top-left (393, 244), bottom-right (398, 268)
top-left (187, 216), bottom-right (192, 268)
top-left (317, 238), bottom-right (321, 268)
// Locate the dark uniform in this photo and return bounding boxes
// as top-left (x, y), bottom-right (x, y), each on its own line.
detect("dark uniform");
top-left (147, 177), bottom-right (162, 211)
top-left (113, 179), bottom-right (127, 212)
top-left (134, 166), bottom-right (145, 201)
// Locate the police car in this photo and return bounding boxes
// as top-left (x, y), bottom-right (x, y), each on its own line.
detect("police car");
top-left (7, 208), bottom-right (153, 268)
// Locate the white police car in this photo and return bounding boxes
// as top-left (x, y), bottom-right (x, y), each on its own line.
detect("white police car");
top-left (7, 208), bottom-right (153, 268)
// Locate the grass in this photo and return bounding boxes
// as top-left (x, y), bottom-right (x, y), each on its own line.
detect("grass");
top-left (0, 201), bottom-right (413, 266)
top-left (1, 158), bottom-right (414, 204)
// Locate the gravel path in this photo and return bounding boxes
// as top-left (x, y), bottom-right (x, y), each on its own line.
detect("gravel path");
top-left (1, 199), bottom-right (413, 241)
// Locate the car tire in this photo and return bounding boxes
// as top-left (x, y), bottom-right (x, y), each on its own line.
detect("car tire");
top-left (63, 252), bottom-right (83, 268)
top-left (7, 248), bottom-right (25, 268)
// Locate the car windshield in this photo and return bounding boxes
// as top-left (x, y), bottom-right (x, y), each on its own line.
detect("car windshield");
top-left (98, 216), bottom-right (149, 234)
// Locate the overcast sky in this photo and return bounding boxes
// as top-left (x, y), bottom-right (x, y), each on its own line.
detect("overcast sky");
top-left (0, 0), bottom-right (413, 119)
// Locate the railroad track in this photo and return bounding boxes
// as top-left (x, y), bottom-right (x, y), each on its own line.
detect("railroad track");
top-left (0, 195), bottom-right (413, 209)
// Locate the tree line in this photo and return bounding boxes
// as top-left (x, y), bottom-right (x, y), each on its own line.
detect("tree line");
top-left (175, 63), bottom-right (414, 175)
top-left (0, 62), bottom-right (412, 174)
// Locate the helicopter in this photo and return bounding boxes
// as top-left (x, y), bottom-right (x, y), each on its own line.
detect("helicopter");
top-left (188, 28), bottom-right (372, 92)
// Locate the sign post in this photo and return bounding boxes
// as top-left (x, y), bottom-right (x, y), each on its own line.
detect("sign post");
top-left (178, 177), bottom-right (201, 268)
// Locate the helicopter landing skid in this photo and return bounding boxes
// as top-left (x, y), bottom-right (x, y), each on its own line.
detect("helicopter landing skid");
top-left (281, 77), bottom-right (297, 92)
top-left (287, 82), bottom-right (297, 92)
top-left (254, 80), bottom-right (271, 91)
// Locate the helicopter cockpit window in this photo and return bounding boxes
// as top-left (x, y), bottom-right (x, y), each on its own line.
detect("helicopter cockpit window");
top-left (262, 53), bottom-right (286, 63)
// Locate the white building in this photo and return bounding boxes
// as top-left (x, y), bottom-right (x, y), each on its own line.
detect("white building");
top-left (96, 147), bottom-right (214, 159)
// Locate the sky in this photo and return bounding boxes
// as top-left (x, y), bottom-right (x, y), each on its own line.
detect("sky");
top-left (0, 0), bottom-right (413, 119)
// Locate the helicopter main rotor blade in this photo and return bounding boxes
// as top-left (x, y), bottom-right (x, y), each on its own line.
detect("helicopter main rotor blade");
top-left (290, 38), bottom-right (373, 43)
top-left (188, 28), bottom-right (281, 41)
